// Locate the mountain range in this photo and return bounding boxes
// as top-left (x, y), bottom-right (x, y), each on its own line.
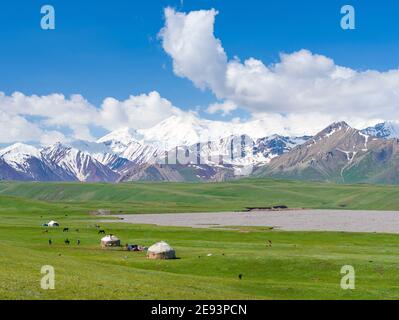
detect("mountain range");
top-left (1, 115), bottom-right (399, 184)
top-left (257, 122), bottom-right (399, 184)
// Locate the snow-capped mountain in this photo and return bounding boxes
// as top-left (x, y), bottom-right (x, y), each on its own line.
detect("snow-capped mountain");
top-left (42, 143), bottom-right (119, 182)
top-left (0, 143), bottom-right (42, 180)
top-left (254, 135), bottom-right (311, 163)
top-left (97, 128), bottom-right (144, 152)
top-left (67, 140), bottom-right (129, 170)
top-left (170, 134), bottom-right (310, 170)
top-left (362, 122), bottom-right (399, 139)
top-left (94, 115), bottom-right (312, 168)
top-left (0, 143), bottom-right (41, 170)
top-left (0, 115), bottom-right (316, 182)
top-left (97, 130), bottom-right (160, 166)
top-left (0, 143), bottom-right (75, 181)
top-left (2, 116), bottom-right (399, 183)
top-left (98, 114), bottom-right (306, 150)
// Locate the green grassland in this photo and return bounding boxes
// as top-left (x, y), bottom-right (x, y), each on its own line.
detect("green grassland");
top-left (0, 178), bottom-right (399, 300)
top-left (1, 178), bottom-right (399, 213)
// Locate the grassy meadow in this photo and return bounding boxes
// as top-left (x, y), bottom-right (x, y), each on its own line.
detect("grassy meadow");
top-left (0, 178), bottom-right (399, 300)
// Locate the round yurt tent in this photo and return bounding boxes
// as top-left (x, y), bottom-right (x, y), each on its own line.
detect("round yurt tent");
top-left (48, 221), bottom-right (60, 227)
top-left (147, 241), bottom-right (176, 260)
top-left (101, 235), bottom-right (121, 248)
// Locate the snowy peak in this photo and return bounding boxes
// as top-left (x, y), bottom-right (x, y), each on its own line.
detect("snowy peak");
top-left (255, 135), bottom-right (311, 157)
top-left (0, 143), bottom-right (42, 174)
top-left (140, 114), bottom-right (216, 148)
top-left (362, 122), bottom-right (399, 139)
top-left (315, 122), bottom-right (368, 147)
top-left (316, 121), bottom-right (350, 138)
top-left (0, 143), bottom-right (41, 159)
top-left (97, 127), bottom-right (143, 146)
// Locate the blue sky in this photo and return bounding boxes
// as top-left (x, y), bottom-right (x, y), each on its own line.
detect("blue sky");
top-left (0, 0), bottom-right (399, 143)
top-left (1, 0), bottom-right (398, 107)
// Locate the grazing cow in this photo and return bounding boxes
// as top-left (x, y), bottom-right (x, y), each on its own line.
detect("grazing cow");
top-left (63, 228), bottom-right (69, 232)
top-left (64, 239), bottom-right (70, 245)
top-left (98, 230), bottom-right (106, 235)
top-left (238, 274), bottom-right (243, 280)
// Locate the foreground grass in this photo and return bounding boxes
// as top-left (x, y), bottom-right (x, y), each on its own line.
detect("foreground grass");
top-left (0, 179), bottom-right (399, 300)
top-left (1, 219), bottom-right (399, 300)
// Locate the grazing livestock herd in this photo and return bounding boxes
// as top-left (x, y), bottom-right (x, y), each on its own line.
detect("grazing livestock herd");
top-left (42, 221), bottom-right (105, 247)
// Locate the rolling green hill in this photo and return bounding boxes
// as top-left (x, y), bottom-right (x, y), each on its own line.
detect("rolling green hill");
top-left (1, 178), bottom-right (399, 214)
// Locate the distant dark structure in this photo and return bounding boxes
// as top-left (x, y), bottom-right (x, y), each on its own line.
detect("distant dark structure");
top-left (246, 205), bottom-right (288, 212)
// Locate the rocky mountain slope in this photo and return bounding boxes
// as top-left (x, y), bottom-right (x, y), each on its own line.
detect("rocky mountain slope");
top-left (42, 143), bottom-right (119, 182)
top-left (257, 122), bottom-right (399, 184)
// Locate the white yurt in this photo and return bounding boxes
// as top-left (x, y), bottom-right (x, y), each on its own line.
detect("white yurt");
top-left (101, 235), bottom-right (121, 248)
top-left (48, 221), bottom-right (60, 227)
top-left (147, 241), bottom-right (176, 260)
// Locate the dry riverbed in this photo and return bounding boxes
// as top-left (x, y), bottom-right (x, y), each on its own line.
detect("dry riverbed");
top-left (102, 209), bottom-right (399, 234)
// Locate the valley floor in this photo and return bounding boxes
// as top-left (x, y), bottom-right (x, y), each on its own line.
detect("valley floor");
top-left (1, 179), bottom-right (399, 300)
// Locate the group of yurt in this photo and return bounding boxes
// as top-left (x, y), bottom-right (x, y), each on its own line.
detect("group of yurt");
top-left (42, 220), bottom-right (175, 260)
top-left (101, 234), bottom-right (176, 260)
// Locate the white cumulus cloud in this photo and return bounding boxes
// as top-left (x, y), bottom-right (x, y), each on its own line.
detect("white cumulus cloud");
top-left (99, 91), bottom-right (185, 130)
top-left (159, 8), bottom-right (228, 96)
top-left (206, 100), bottom-right (237, 116)
top-left (160, 8), bottom-right (399, 124)
top-left (0, 91), bottom-right (187, 144)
